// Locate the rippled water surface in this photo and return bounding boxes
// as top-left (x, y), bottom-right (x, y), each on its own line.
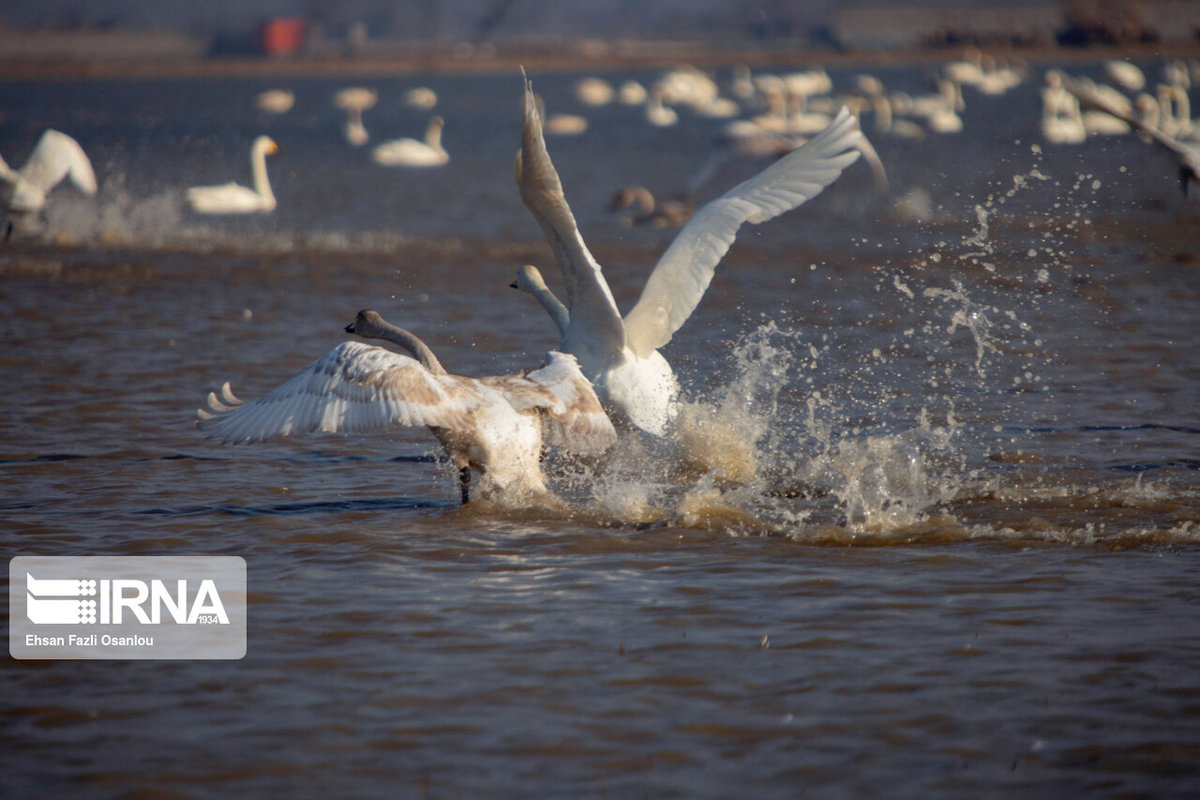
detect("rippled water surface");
top-left (2, 59), bottom-right (1199, 797)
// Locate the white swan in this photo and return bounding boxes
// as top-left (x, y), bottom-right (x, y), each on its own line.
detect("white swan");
top-left (187, 136), bottom-right (279, 214)
top-left (0, 129), bottom-right (97, 236)
top-left (1041, 71), bottom-right (1087, 145)
top-left (404, 86), bottom-right (438, 110)
top-left (575, 77), bottom-right (614, 107)
top-left (256, 89), bottom-right (294, 114)
top-left (545, 112), bottom-right (588, 136)
top-left (617, 80), bottom-right (648, 106)
top-left (372, 117), bottom-right (449, 167)
top-left (1105, 59), bottom-right (1145, 92)
top-left (334, 87), bottom-right (377, 146)
top-left (197, 309), bottom-right (616, 504)
top-left (645, 86), bottom-right (678, 128)
top-left (513, 78), bottom-right (865, 435)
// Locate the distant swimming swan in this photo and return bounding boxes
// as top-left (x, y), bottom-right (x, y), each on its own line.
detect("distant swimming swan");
top-left (0, 129), bottom-right (97, 236)
top-left (608, 186), bottom-right (694, 228)
top-left (335, 87), bottom-right (377, 146)
top-left (372, 117), bottom-right (449, 167)
top-left (514, 77), bottom-right (866, 435)
top-left (187, 136), bottom-right (279, 214)
top-left (197, 309), bottom-right (616, 504)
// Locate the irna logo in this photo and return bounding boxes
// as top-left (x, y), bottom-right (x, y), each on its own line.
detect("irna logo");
top-left (25, 573), bottom-right (230, 626)
top-left (10, 556), bottom-right (246, 660)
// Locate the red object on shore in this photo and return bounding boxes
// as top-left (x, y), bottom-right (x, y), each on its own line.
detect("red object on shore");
top-left (260, 18), bottom-right (306, 56)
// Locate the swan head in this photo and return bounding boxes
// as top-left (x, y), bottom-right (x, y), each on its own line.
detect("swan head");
top-left (345, 308), bottom-right (387, 336)
top-left (253, 136), bottom-right (280, 157)
top-left (510, 265), bottom-right (549, 293)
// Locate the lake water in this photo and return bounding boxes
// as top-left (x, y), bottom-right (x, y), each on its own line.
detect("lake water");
top-left (2, 58), bottom-right (1199, 798)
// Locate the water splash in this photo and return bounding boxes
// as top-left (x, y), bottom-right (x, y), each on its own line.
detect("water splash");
top-left (552, 155), bottom-right (1111, 538)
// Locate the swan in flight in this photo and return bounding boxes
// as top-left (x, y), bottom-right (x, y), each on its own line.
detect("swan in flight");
top-left (372, 117), bottom-right (449, 167)
top-left (1064, 74), bottom-right (1199, 197)
top-left (0, 129), bottom-right (97, 237)
top-left (197, 309), bottom-right (616, 504)
top-left (187, 136), bottom-right (279, 214)
top-left (513, 77), bottom-right (866, 435)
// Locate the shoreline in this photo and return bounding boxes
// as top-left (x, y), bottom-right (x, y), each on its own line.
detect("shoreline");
top-left (2, 40), bottom-right (1198, 83)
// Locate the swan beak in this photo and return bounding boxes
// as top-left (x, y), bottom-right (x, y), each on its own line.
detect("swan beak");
top-left (508, 280), bottom-right (519, 289)
top-left (344, 322), bottom-right (355, 333)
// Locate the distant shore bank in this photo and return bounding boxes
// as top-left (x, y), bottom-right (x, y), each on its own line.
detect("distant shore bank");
top-left (2, 39), bottom-right (1198, 83)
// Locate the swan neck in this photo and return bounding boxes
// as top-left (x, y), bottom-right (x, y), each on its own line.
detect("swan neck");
top-left (426, 120), bottom-right (443, 150)
top-left (529, 282), bottom-right (571, 338)
top-left (252, 143), bottom-right (274, 206)
top-left (631, 187), bottom-right (654, 214)
top-left (371, 319), bottom-right (447, 375)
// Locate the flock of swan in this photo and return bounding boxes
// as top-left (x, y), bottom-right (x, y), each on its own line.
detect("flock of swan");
top-left (196, 75), bottom-right (871, 504)
top-left (4, 53), bottom-right (1197, 238)
top-left (1047, 61), bottom-right (1199, 195)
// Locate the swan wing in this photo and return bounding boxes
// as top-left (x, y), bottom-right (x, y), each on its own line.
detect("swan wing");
top-left (21, 130), bottom-right (97, 196)
top-left (527, 351), bottom-right (618, 453)
top-left (623, 107), bottom-right (865, 356)
top-left (516, 77), bottom-right (625, 362)
top-left (0, 152), bottom-right (19, 185)
top-left (197, 341), bottom-right (480, 444)
top-left (488, 352), bottom-right (617, 454)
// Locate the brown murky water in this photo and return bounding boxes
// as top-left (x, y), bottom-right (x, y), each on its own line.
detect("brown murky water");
top-left (2, 61), bottom-right (1199, 797)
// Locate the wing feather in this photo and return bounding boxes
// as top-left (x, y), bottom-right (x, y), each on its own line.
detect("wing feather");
top-left (524, 351), bottom-right (618, 454)
top-left (623, 107), bottom-right (866, 356)
top-left (197, 341), bottom-right (482, 444)
top-left (516, 77), bottom-right (626, 362)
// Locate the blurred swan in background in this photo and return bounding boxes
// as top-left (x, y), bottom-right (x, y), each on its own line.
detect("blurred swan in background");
top-left (404, 86), bottom-right (438, 110)
top-left (187, 136), bottom-right (279, 214)
top-left (608, 186), bottom-right (695, 228)
top-left (256, 89), bottom-right (294, 114)
top-left (198, 308), bottom-right (616, 505)
top-left (1041, 71), bottom-right (1087, 144)
top-left (1065, 77), bottom-right (1134, 135)
top-left (645, 86), bottom-right (678, 127)
top-left (545, 112), bottom-right (589, 136)
top-left (0, 129), bottom-right (97, 237)
top-left (372, 117), bottom-right (449, 167)
top-left (1156, 83), bottom-right (1194, 140)
top-left (514, 77), bottom-right (866, 435)
top-left (617, 80), bottom-right (648, 105)
top-left (1105, 59), bottom-right (1146, 92)
top-left (575, 77), bottom-right (614, 107)
top-left (1064, 73), bottom-right (1199, 197)
top-left (335, 87), bottom-right (377, 146)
